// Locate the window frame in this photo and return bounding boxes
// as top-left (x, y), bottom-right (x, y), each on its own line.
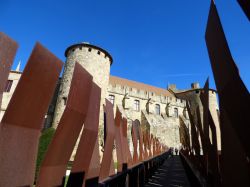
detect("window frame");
top-left (134, 100), bottom-right (140, 111)
top-left (155, 104), bottom-right (160, 115)
top-left (174, 108), bottom-right (178, 118)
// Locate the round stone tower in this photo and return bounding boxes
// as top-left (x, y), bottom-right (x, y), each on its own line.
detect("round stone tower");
top-left (52, 42), bottom-right (113, 128)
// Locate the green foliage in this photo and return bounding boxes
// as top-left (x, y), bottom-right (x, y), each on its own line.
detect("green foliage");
top-left (35, 128), bottom-right (55, 181)
top-left (64, 176), bottom-right (69, 187)
top-left (114, 161), bottom-right (118, 169)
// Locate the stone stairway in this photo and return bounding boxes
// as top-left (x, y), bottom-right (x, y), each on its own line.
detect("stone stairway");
top-left (145, 156), bottom-right (191, 187)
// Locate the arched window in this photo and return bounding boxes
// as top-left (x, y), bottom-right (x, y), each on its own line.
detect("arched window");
top-left (108, 95), bottom-right (115, 105)
top-left (155, 104), bottom-right (160, 115)
top-left (134, 100), bottom-right (140, 111)
top-left (174, 108), bottom-right (178, 118)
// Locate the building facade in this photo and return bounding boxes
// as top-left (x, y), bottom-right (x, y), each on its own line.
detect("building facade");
top-left (0, 43), bottom-right (220, 150)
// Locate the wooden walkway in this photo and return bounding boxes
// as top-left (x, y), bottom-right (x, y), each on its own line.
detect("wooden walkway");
top-left (145, 156), bottom-right (190, 187)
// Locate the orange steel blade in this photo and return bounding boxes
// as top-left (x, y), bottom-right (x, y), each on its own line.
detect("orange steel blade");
top-left (206, 0), bottom-right (250, 157)
top-left (114, 107), bottom-right (126, 172)
top-left (36, 63), bottom-right (92, 187)
top-left (137, 123), bottom-right (144, 161)
top-left (122, 117), bottom-right (133, 168)
top-left (0, 42), bottom-right (63, 187)
top-left (205, 1), bottom-right (250, 185)
top-left (0, 32), bottom-right (18, 109)
top-left (131, 120), bottom-right (139, 164)
top-left (85, 138), bottom-right (102, 186)
top-left (67, 82), bottom-right (101, 186)
top-left (99, 100), bottom-right (116, 181)
top-left (143, 131), bottom-right (149, 160)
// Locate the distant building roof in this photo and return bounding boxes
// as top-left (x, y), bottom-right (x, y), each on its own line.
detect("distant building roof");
top-left (10, 70), bottom-right (22, 74)
top-left (109, 75), bottom-right (174, 97)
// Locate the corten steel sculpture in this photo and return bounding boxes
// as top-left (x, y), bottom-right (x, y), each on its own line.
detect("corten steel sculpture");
top-left (185, 103), bottom-right (203, 167)
top-left (199, 81), bottom-right (210, 155)
top-left (142, 131), bottom-right (149, 160)
top-left (237, 0), bottom-right (250, 21)
top-left (99, 106), bottom-right (169, 187)
top-left (179, 116), bottom-right (191, 152)
top-left (121, 117), bottom-right (133, 168)
top-left (67, 82), bottom-right (101, 187)
top-left (86, 139), bottom-right (102, 186)
top-left (187, 103), bottom-right (201, 156)
top-left (205, 1), bottom-right (250, 186)
top-left (180, 80), bottom-right (221, 186)
top-left (131, 120), bottom-right (139, 164)
top-left (114, 107), bottom-right (127, 172)
top-left (0, 32), bottom-right (18, 109)
top-left (149, 134), bottom-right (153, 158)
top-left (0, 42), bottom-right (63, 187)
top-left (0, 35), bottom-right (170, 187)
top-left (137, 122), bottom-right (144, 162)
top-left (200, 80), bottom-right (220, 186)
top-left (36, 63), bottom-right (93, 187)
top-left (99, 99), bottom-right (116, 181)
top-left (206, 0), bottom-right (250, 158)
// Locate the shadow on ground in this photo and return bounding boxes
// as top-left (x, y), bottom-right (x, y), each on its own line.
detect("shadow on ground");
top-left (145, 156), bottom-right (190, 187)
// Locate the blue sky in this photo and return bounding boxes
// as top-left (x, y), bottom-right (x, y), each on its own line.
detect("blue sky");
top-left (1, 0), bottom-right (250, 91)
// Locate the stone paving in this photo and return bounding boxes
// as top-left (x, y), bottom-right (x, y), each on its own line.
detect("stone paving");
top-left (146, 156), bottom-right (190, 187)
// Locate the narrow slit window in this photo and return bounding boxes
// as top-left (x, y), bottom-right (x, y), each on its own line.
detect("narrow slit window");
top-left (4, 80), bottom-right (13, 92)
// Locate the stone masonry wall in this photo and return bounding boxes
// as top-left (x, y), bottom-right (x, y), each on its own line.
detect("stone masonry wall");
top-left (107, 83), bottom-right (186, 148)
top-left (52, 45), bottom-right (112, 128)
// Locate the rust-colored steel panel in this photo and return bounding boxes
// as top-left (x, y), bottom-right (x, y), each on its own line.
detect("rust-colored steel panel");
top-left (205, 0), bottom-right (250, 157)
top-left (86, 138), bottom-right (102, 182)
top-left (122, 117), bottom-right (133, 168)
top-left (148, 134), bottom-right (153, 158)
top-left (0, 32), bottom-right (18, 108)
top-left (187, 103), bottom-right (201, 156)
top-left (142, 131), bottom-right (149, 160)
top-left (208, 110), bottom-right (220, 186)
top-left (195, 106), bottom-right (207, 154)
top-left (146, 132), bottom-right (150, 158)
top-left (179, 116), bottom-right (191, 151)
top-left (199, 79), bottom-right (210, 151)
top-left (152, 137), bottom-right (155, 155)
top-left (191, 125), bottom-right (201, 156)
top-left (200, 79), bottom-right (220, 185)
top-left (137, 122), bottom-right (144, 161)
top-left (132, 120), bottom-right (139, 164)
top-left (67, 83), bottom-right (101, 186)
top-left (114, 107), bottom-right (126, 172)
top-left (220, 108), bottom-right (250, 186)
top-left (99, 99), bottom-right (116, 181)
top-left (1, 43), bottom-right (63, 129)
top-left (237, 0), bottom-right (250, 21)
top-left (36, 63), bottom-right (93, 187)
top-left (0, 42), bottom-right (63, 187)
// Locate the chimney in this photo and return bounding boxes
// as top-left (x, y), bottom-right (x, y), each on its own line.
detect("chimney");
top-left (191, 82), bottom-right (200, 89)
